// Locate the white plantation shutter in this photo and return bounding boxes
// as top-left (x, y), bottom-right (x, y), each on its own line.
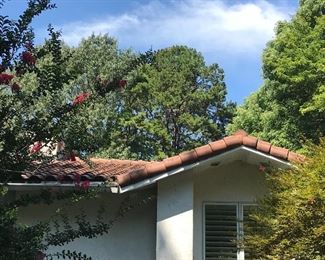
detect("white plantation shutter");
top-left (204, 204), bottom-right (238, 260)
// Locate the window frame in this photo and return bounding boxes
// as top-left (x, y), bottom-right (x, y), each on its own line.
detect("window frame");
top-left (203, 202), bottom-right (256, 260)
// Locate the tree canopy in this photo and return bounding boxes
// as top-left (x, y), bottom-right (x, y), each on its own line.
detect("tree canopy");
top-left (0, 1), bottom-right (137, 258)
top-left (45, 41), bottom-right (236, 161)
top-left (95, 46), bottom-right (235, 160)
top-left (229, 1), bottom-right (325, 257)
top-left (0, 1), bottom-right (235, 257)
top-left (55, 34), bottom-right (138, 156)
top-left (228, 0), bottom-right (325, 151)
top-left (3, 0), bottom-right (324, 258)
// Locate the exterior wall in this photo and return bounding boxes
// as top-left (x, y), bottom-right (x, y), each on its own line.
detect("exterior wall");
top-left (18, 187), bottom-right (156, 260)
top-left (155, 160), bottom-right (266, 260)
top-left (16, 160), bottom-right (267, 260)
top-left (156, 172), bottom-right (194, 260)
top-left (193, 161), bottom-right (267, 260)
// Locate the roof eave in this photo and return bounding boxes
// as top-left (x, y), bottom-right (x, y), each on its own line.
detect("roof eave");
top-left (119, 146), bottom-right (292, 193)
top-left (3, 181), bottom-right (119, 193)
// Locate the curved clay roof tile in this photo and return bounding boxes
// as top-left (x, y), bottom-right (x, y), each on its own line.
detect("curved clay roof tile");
top-left (22, 130), bottom-right (305, 187)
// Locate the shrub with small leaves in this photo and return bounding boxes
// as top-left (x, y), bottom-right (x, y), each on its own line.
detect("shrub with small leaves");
top-left (244, 139), bottom-right (325, 259)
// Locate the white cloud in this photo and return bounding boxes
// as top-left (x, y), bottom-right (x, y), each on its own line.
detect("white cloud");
top-left (59, 0), bottom-right (292, 56)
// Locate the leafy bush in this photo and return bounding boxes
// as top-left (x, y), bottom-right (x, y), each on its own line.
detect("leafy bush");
top-left (244, 139), bottom-right (325, 259)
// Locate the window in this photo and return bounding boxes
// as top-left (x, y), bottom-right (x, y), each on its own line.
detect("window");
top-left (204, 203), bottom-right (255, 260)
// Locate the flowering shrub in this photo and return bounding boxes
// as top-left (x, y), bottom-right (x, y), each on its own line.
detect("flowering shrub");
top-left (70, 152), bottom-right (76, 161)
top-left (0, 73), bottom-right (14, 84)
top-left (118, 79), bottom-right (127, 88)
top-left (11, 82), bottom-right (20, 92)
top-left (30, 142), bottom-right (42, 154)
top-left (80, 180), bottom-right (90, 190)
top-left (73, 173), bottom-right (90, 190)
top-left (0, 2), bottom-right (143, 259)
top-left (74, 173), bottom-right (81, 186)
top-left (21, 51), bottom-right (36, 65)
top-left (72, 93), bottom-right (90, 106)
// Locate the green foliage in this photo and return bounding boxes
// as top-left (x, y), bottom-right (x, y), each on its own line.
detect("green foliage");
top-left (0, 0), bottom-right (55, 69)
top-left (301, 84), bottom-right (325, 114)
top-left (58, 34), bottom-right (137, 155)
top-left (101, 45), bottom-right (235, 159)
top-left (64, 43), bottom-right (235, 160)
top-left (0, 1), bottom-right (141, 258)
top-left (0, 184), bottom-right (155, 260)
top-left (0, 186), bottom-right (102, 259)
top-left (66, 34), bottom-right (135, 83)
top-left (1, 27), bottom-right (73, 178)
top-left (0, 2), bottom-right (232, 258)
top-left (46, 250), bottom-right (93, 260)
top-left (0, 3), bottom-right (67, 179)
top-left (228, 0), bottom-right (325, 151)
top-left (244, 139), bottom-right (325, 259)
top-left (54, 41), bottom-right (235, 161)
top-left (0, 29), bottom-right (132, 181)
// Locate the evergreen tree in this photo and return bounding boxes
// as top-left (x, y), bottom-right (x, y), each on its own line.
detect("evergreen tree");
top-left (100, 46), bottom-right (235, 160)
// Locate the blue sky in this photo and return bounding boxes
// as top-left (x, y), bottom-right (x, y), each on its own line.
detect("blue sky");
top-left (2, 0), bottom-right (298, 103)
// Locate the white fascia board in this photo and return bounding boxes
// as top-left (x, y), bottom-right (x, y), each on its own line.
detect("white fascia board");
top-left (119, 163), bottom-right (199, 193)
top-left (3, 182), bottom-right (119, 193)
top-left (119, 147), bottom-right (240, 193)
top-left (241, 146), bottom-right (292, 167)
top-left (4, 146), bottom-right (293, 194)
top-left (119, 146), bottom-right (293, 193)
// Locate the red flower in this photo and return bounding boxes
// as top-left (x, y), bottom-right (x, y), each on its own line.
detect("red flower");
top-left (21, 51), bottom-right (36, 65)
top-left (36, 251), bottom-right (45, 260)
top-left (80, 180), bottom-right (90, 190)
top-left (57, 174), bottom-right (64, 183)
top-left (74, 173), bottom-right (81, 186)
top-left (72, 92), bottom-right (90, 106)
top-left (258, 163), bottom-right (266, 172)
top-left (118, 79), bottom-right (127, 88)
top-left (30, 141), bottom-right (42, 154)
top-left (0, 73), bottom-right (14, 84)
top-left (70, 152), bottom-right (76, 161)
top-left (11, 82), bottom-right (20, 93)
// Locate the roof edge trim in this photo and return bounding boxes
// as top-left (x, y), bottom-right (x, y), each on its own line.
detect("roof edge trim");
top-left (3, 181), bottom-right (118, 193)
top-left (119, 146), bottom-right (293, 193)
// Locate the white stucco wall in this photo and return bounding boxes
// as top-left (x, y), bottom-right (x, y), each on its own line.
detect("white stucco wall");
top-left (156, 172), bottom-right (194, 260)
top-left (15, 157), bottom-right (269, 260)
top-left (193, 161), bottom-right (267, 260)
top-left (155, 160), bottom-right (266, 260)
top-left (17, 187), bottom-right (157, 260)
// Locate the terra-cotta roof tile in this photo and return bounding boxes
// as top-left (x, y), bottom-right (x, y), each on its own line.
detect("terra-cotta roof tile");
top-left (195, 144), bottom-right (213, 159)
top-left (209, 139), bottom-right (227, 153)
top-left (256, 140), bottom-right (272, 153)
top-left (21, 130), bottom-right (304, 187)
top-left (243, 136), bottom-right (258, 148)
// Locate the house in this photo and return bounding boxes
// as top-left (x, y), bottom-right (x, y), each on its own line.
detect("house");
top-left (9, 130), bottom-right (303, 260)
